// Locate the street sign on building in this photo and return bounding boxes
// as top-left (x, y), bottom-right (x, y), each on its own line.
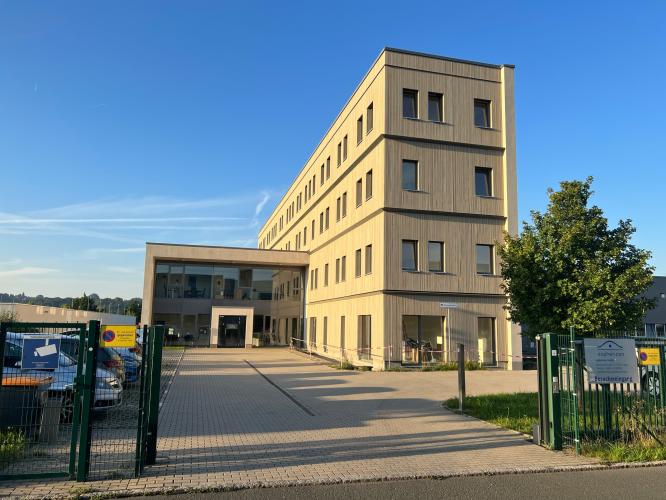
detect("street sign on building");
top-left (22, 336), bottom-right (60, 370)
top-left (584, 338), bottom-right (638, 384)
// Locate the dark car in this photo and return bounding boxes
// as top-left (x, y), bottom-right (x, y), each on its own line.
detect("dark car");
top-left (59, 336), bottom-right (126, 384)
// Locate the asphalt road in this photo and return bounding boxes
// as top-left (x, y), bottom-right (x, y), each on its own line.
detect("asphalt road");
top-left (144, 467), bottom-right (666, 500)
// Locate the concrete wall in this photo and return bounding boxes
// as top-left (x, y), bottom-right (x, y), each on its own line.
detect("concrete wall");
top-left (0, 303), bottom-right (136, 326)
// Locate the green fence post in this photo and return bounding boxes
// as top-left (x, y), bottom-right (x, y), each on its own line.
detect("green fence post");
top-left (134, 324), bottom-right (149, 476)
top-left (569, 327), bottom-right (581, 454)
top-left (145, 325), bottom-right (165, 465)
top-left (76, 321), bottom-right (100, 482)
top-left (544, 333), bottom-right (563, 449)
top-left (68, 324), bottom-right (88, 478)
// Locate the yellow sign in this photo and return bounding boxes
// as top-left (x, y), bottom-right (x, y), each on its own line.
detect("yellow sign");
top-left (638, 348), bottom-right (661, 366)
top-left (100, 325), bottom-right (136, 348)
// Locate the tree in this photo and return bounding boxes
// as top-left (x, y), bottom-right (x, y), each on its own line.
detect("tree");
top-left (0, 309), bottom-right (20, 323)
top-left (125, 299), bottom-right (142, 324)
top-left (72, 293), bottom-right (98, 312)
top-left (498, 177), bottom-right (655, 336)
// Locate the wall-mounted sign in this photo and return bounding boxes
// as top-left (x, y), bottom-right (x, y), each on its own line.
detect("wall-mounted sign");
top-left (99, 325), bottom-right (136, 348)
top-left (22, 336), bottom-right (60, 370)
top-left (439, 303), bottom-right (458, 309)
top-left (638, 348), bottom-right (661, 366)
top-left (584, 338), bottom-right (638, 384)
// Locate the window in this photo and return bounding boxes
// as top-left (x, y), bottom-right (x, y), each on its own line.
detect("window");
top-left (326, 157), bottom-right (331, 179)
top-left (309, 317), bottom-right (317, 348)
top-left (367, 103), bottom-right (373, 132)
top-left (474, 99), bottom-right (491, 128)
top-left (337, 142), bottom-right (341, 166)
top-left (324, 263), bottom-right (329, 286)
top-left (335, 258), bottom-right (340, 283)
top-left (356, 178), bottom-right (363, 207)
top-left (478, 317), bottom-right (496, 365)
top-left (402, 240), bottom-right (418, 271)
top-left (476, 244), bottom-right (494, 274)
top-left (355, 249), bottom-right (362, 277)
top-left (365, 170), bottom-right (373, 200)
top-left (325, 207), bottom-right (330, 229)
top-left (402, 160), bottom-right (418, 191)
top-left (314, 268), bottom-right (318, 289)
top-left (428, 92), bottom-right (443, 122)
top-left (357, 116), bottom-right (363, 144)
top-left (303, 227), bottom-right (307, 245)
top-left (428, 241), bottom-right (444, 272)
top-left (358, 315), bottom-right (371, 360)
top-left (310, 270), bottom-right (314, 291)
top-left (365, 244), bottom-right (372, 274)
top-left (341, 255), bottom-right (346, 281)
top-left (340, 316), bottom-right (346, 353)
top-left (312, 175), bottom-right (316, 195)
top-left (311, 220), bottom-right (315, 240)
top-left (342, 192), bottom-right (347, 217)
top-left (320, 164), bottom-right (325, 185)
top-left (475, 167), bottom-right (492, 197)
top-left (343, 135), bottom-right (348, 161)
top-left (403, 89), bottom-right (418, 119)
top-left (336, 197), bottom-right (341, 221)
top-left (319, 212), bottom-right (324, 234)
top-left (323, 317), bottom-right (328, 352)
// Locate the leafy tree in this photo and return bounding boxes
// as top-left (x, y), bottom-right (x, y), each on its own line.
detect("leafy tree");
top-left (0, 310), bottom-right (20, 323)
top-left (498, 177), bottom-right (655, 336)
top-left (125, 299), bottom-right (142, 324)
top-left (72, 293), bottom-right (98, 312)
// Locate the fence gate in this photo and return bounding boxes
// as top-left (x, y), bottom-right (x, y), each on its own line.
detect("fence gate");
top-left (0, 321), bottom-right (165, 482)
top-left (537, 329), bottom-right (666, 453)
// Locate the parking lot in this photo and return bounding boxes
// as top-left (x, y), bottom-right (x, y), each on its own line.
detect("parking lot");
top-left (1, 347), bottom-right (596, 498)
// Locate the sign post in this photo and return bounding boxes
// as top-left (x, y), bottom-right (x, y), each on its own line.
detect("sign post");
top-left (439, 302), bottom-right (458, 362)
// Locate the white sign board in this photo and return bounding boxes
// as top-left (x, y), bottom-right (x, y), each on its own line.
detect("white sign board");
top-left (584, 338), bottom-right (638, 384)
top-left (439, 302), bottom-right (458, 309)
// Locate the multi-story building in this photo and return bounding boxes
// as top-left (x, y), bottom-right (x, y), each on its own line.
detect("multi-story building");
top-left (141, 47), bottom-right (520, 369)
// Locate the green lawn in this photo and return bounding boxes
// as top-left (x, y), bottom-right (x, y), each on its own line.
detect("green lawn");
top-left (444, 392), bottom-right (538, 435)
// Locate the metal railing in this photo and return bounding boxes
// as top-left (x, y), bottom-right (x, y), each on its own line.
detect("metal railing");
top-left (289, 337), bottom-right (393, 366)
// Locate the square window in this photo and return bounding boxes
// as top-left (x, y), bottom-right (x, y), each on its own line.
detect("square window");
top-left (428, 241), bottom-right (444, 272)
top-left (475, 167), bottom-right (492, 197)
top-left (476, 244), bottom-right (494, 274)
top-left (402, 160), bottom-right (418, 191)
top-left (403, 89), bottom-right (418, 119)
top-left (474, 99), bottom-right (491, 128)
top-left (402, 240), bottom-right (418, 271)
top-left (428, 92), bottom-right (443, 122)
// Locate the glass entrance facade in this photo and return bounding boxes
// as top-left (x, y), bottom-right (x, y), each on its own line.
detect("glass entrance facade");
top-left (401, 315), bottom-right (445, 365)
top-left (152, 261), bottom-right (304, 347)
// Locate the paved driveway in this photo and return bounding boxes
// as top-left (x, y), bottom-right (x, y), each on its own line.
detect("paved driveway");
top-left (1, 348), bottom-right (595, 498)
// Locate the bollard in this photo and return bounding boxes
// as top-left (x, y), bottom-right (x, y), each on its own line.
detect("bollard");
top-left (458, 343), bottom-right (466, 412)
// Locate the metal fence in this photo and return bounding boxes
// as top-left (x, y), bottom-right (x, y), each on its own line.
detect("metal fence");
top-left (537, 329), bottom-right (666, 453)
top-left (0, 321), bottom-right (167, 481)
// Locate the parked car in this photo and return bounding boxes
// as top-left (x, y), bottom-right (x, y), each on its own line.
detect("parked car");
top-left (3, 332), bottom-right (122, 421)
top-left (59, 336), bottom-right (126, 385)
top-left (113, 346), bottom-right (142, 384)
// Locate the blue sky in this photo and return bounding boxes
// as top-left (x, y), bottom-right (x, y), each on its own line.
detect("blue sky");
top-left (1, 1), bottom-right (664, 298)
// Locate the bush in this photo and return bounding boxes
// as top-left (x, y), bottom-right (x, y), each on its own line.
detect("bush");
top-left (0, 429), bottom-right (25, 461)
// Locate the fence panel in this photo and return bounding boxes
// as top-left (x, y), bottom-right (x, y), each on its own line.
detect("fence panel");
top-left (0, 322), bottom-right (87, 480)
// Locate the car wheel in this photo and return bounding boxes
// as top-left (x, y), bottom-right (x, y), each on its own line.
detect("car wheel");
top-left (644, 373), bottom-right (660, 398)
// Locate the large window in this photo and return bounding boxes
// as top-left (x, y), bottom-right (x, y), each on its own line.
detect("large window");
top-left (402, 160), bottom-right (418, 191)
top-left (365, 244), bottom-right (372, 274)
top-left (403, 89), bottom-right (418, 119)
top-left (478, 317), bottom-right (496, 365)
top-left (475, 167), bottom-right (492, 197)
top-left (401, 315), bottom-right (445, 365)
top-left (355, 249), bottom-right (362, 278)
top-left (428, 241), bottom-right (444, 272)
top-left (402, 240), bottom-right (418, 271)
top-left (476, 244), bottom-right (494, 275)
top-left (358, 315), bottom-right (372, 360)
top-left (474, 99), bottom-right (491, 128)
top-left (428, 92), bottom-right (443, 122)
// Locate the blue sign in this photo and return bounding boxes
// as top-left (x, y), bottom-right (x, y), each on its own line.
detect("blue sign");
top-left (21, 336), bottom-right (61, 370)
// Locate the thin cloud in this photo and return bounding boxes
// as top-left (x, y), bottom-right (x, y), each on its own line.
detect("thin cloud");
top-left (0, 267), bottom-right (59, 277)
top-left (254, 192), bottom-right (270, 217)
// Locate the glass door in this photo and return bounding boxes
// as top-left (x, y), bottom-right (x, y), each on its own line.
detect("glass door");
top-left (217, 315), bottom-right (246, 347)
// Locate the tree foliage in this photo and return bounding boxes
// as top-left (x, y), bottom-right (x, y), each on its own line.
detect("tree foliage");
top-left (498, 177), bottom-right (655, 336)
top-left (72, 293), bottom-right (98, 312)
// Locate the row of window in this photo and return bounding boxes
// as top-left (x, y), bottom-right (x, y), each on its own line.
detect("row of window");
top-left (401, 240), bottom-right (495, 275)
top-left (308, 245), bottom-right (373, 291)
top-left (262, 102), bottom-right (375, 249)
top-left (402, 159), bottom-right (493, 197)
top-left (306, 314), bottom-right (372, 360)
top-left (403, 88), bottom-right (492, 129)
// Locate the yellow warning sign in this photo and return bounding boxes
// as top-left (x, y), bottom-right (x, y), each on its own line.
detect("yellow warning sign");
top-left (638, 348), bottom-right (660, 366)
top-left (100, 325), bottom-right (137, 348)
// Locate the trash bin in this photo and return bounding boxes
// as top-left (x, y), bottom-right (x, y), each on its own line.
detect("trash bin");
top-left (0, 376), bottom-right (52, 438)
